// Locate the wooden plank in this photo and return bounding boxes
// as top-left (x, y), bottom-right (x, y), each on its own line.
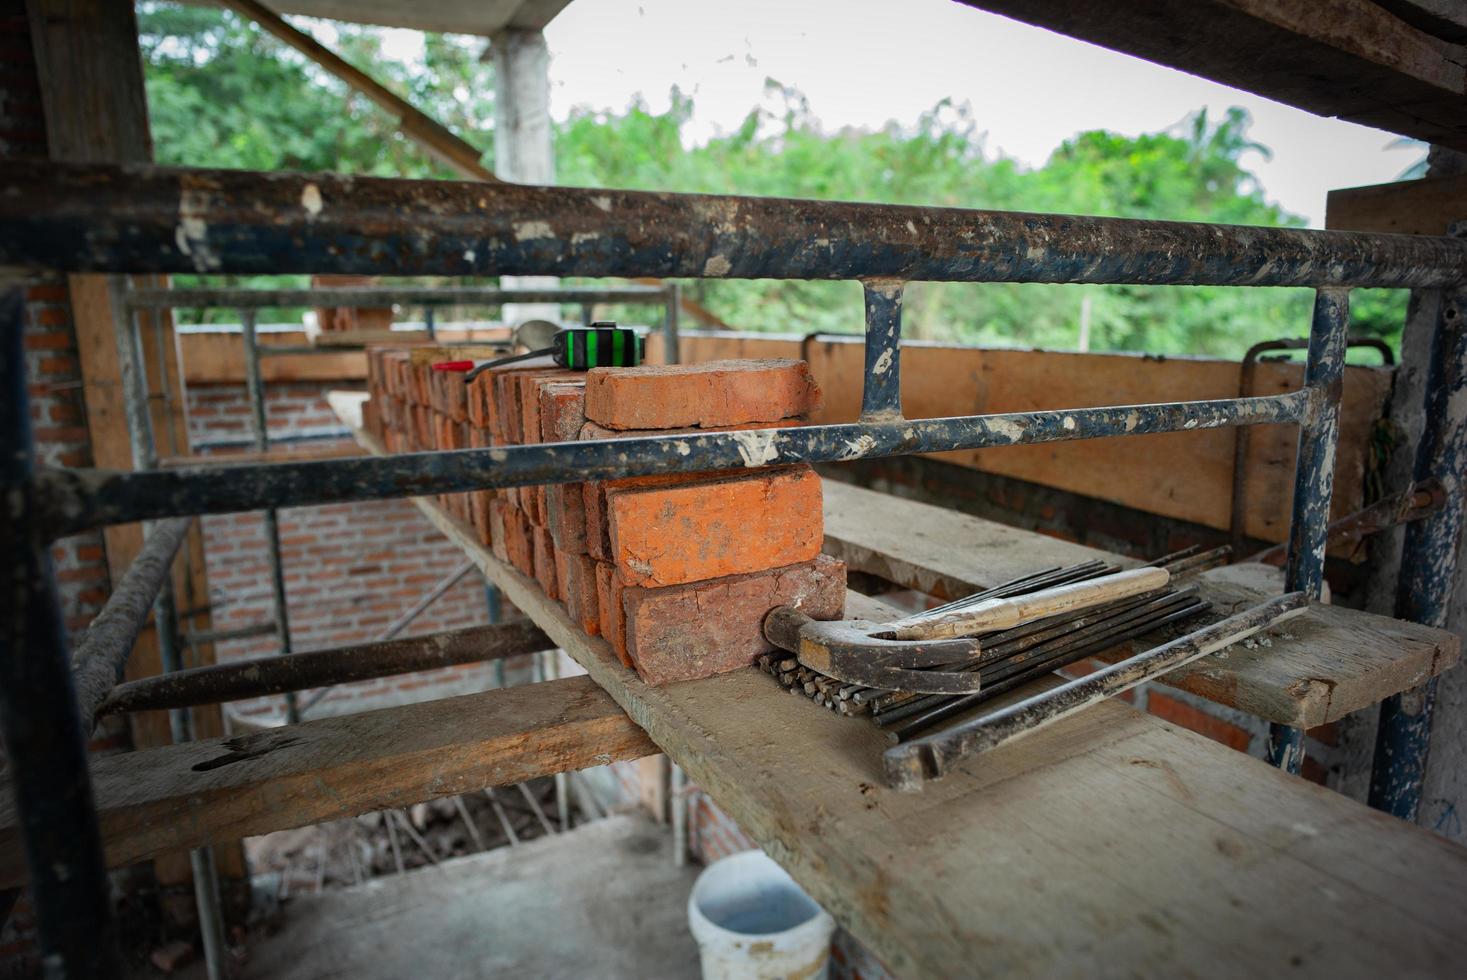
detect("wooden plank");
top-left (330, 392), bottom-right (1467, 977)
top-left (959, 0), bottom-right (1467, 151)
top-left (1327, 173), bottom-right (1467, 236)
top-left (822, 480), bottom-right (1460, 728)
top-left (652, 332), bottom-right (1391, 547)
top-left (0, 675), bottom-right (653, 887)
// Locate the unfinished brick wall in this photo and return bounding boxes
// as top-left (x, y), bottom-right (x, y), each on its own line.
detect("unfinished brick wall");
top-left (184, 380), bottom-right (521, 718)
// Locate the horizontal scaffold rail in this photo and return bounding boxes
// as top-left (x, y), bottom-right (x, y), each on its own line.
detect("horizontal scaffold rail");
top-left (2, 161), bottom-right (1465, 288)
top-left (37, 393), bottom-right (1306, 538)
top-left (125, 285), bottom-right (670, 309)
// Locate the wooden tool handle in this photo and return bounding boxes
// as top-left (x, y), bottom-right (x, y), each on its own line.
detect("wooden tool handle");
top-left (886, 566), bottom-right (1170, 640)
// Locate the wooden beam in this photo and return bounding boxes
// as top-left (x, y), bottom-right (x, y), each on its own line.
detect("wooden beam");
top-left (0, 676), bottom-right (653, 886)
top-left (1326, 173), bottom-right (1467, 236)
top-left (220, 0), bottom-right (498, 182)
top-left (960, 0), bottom-right (1467, 151)
top-left (329, 395), bottom-right (1467, 977)
top-left (820, 480), bottom-right (1460, 728)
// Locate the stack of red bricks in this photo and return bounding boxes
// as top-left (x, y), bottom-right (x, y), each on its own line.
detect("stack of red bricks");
top-left (364, 354), bottom-right (848, 685)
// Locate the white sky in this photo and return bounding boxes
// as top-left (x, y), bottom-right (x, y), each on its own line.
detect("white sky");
top-left (523, 0), bottom-right (1422, 227)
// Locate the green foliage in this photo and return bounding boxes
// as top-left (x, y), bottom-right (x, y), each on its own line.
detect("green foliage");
top-left (137, 7), bottom-right (1407, 356)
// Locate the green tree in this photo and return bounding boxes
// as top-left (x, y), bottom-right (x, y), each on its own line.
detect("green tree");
top-left (137, 5), bottom-right (1407, 356)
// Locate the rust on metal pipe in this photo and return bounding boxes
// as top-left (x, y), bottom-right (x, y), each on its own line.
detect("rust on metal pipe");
top-left (96, 619), bottom-right (552, 716)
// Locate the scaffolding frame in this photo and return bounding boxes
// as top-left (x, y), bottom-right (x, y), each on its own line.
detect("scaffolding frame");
top-left (2, 160), bottom-right (1465, 973)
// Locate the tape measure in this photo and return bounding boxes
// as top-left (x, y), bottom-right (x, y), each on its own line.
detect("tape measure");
top-left (434, 322), bottom-right (645, 381)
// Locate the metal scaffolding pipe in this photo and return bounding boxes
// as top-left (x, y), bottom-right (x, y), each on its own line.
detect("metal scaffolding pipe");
top-left (69, 515), bottom-right (194, 729)
top-left (126, 285), bottom-right (670, 309)
top-left (36, 392), bottom-right (1306, 537)
top-left (98, 620), bottom-right (553, 715)
top-left (3, 161), bottom-right (1465, 288)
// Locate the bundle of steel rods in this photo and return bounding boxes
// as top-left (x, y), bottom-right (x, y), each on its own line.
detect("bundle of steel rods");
top-left (758, 547), bottom-right (1226, 740)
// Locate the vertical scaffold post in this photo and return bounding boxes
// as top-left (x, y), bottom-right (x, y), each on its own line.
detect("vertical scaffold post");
top-left (0, 287), bottom-right (119, 974)
top-left (1370, 270), bottom-right (1467, 819)
top-left (241, 308), bottom-right (298, 722)
top-left (1268, 287), bottom-right (1350, 773)
top-left (663, 283), bottom-right (681, 365)
top-left (860, 280), bottom-right (904, 421)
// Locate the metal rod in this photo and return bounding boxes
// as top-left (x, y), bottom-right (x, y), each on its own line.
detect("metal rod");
top-left (452, 795), bottom-right (486, 851)
top-left (1270, 288), bottom-right (1350, 773)
top-left (187, 619), bottom-right (279, 646)
top-left (663, 283), bottom-right (681, 364)
top-left (9, 161), bottom-right (1467, 288)
top-left (37, 391), bottom-right (1308, 538)
top-left (884, 592), bottom-right (1309, 791)
top-left (0, 287), bottom-right (120, 974)
top-left (242, 308), bottom-right (299, 723)
top-left (671, 764), bottom-right (688, 867)
top-left (483, 788), bottom-right (520, 846)
top-left (128, 285), bottom-right (670, 309)
top-left (860, 280), bottom-right (903, 420)
top-left (1371, 276), bottom-right (1467, 820)
top-left (423, 305), bottom-right (435, 340)
top-left (69, 515), bottom-right (193, 729)
top-left (516, 782), bottom-right (558, 837)
top-left (1249, 479), bottom-right (1446, 567)
top-left (99, 620), bottom-right (551, 715)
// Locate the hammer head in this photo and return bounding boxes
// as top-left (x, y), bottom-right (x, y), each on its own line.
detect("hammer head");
top-left (762, 606), bottom-right (984, 695)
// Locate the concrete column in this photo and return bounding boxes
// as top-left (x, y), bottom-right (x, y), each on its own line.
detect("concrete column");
top-left (491, 28), bottom-right (560, 328)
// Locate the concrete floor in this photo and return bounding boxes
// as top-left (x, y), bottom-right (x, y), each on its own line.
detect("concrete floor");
top-left (234, 814), bottom-right (702, 979)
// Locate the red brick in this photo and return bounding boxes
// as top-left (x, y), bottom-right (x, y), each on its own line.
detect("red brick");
top-left (607, 466), bottom-right (823, 587)
top-left (26, 283), bottom-right (67, 302)
top-left (1147, 692), bottom-right (1251, 753)
top-left (538, 382), bottom-right (586, 443)
top-left (505, 507), bottom-right (535, 576)
top-left (546, 482), bottom-right (587, 555)
top-left (583, 358), bottom-right (822, 430)
top-left (623, 555), bottom-right (846, 685)
top-left (595, 560), bottom-right (630, 667)
top-left (533, 526), bottom-right (559, 600)
top-left (561, 551), bottom-right (601, 636)
top-left (489, 499), bottom-right (510, 563)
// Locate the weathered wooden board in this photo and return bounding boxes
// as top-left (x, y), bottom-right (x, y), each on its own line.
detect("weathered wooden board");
top-left (332, 394), bottom-right (1467, 977)
top-left (823, 480), bottom-right (1460, 728)
top-left (0, 675), bottom-right (653, 887)
top-left (957, 0), bottom-right (1467, 151)
top-left (1327, 173), bottom-right (1467, 237)
top-left (645, 331), bottom-right (1392, 547)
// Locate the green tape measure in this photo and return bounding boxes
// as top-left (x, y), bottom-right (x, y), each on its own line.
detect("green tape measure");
top-left (460, 322), bottom-right (644, 381)
top-left (560, 323), bottom-right (644, 369)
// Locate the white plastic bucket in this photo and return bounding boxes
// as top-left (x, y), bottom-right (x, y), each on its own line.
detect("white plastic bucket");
top-left (687, 850), bottom-right (836, 980)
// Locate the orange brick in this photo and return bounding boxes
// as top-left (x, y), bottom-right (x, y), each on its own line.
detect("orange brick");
top-left (595, 560), bottom-right (630, 667)
top-left (467, 372), bottom-right (494, 428)
top-left (533, 527), bottom-right (559, 600)
top-left (504, 506), bottom-right (535, 576)
top-left (547, 482), bottom-right (588, 555)
top-left (489, 500), bottom-right (510, 563)
top-left (538, 382), bottom-right (587, 443)
top-left (607, 466), bottom-right (823, 587)
top-left (562, 551), bottom-right (601, 636)
top-left (554, 546), bottom-right (572, 610)
top-left (583, 358), bottom-right (822, 430)
top-left (1147, 692), bottom-right (1251, 753)
top-left (623, 555), bottom-right (846, 685)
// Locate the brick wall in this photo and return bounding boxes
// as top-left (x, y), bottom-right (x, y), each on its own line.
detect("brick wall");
top-left (185, 380), bottom-right (523, 717)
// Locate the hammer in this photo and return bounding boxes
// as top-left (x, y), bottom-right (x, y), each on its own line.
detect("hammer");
top-left (762, 566), bottom-right (1169, 695)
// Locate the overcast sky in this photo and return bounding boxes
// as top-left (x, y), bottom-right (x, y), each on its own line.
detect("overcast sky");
top-left (531, 0), bottom-right (1420, 227)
